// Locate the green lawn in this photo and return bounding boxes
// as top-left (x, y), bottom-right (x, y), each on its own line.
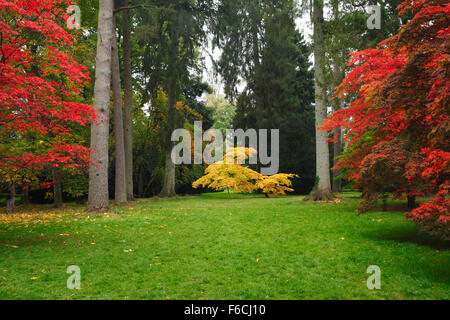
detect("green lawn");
top-left (0, 192), bottom-right (448, 300)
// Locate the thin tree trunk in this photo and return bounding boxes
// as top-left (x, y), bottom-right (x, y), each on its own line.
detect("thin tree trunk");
top-left (382, 194), bottom-right (388, 212)
top-left (52, 167), bottom-right (63, 208)
top-left (122, 0), bottom-right (134, 201)
top-left (138, 167), bottom-right (144, 198)
top-left (112, 17), bottom-right (127, 205)
top-left (88, 0), bottom-right (114, 212)
top-left (159, 32), bottom-right (178, 198)
top-left (313, 0), bottom-right (332, 200)
top-left (23, 186), bottom-right (30, 205)
top-left (9, 181), bottom-right (15, 214)
top-left (407, 195), bottom-right (416, 210)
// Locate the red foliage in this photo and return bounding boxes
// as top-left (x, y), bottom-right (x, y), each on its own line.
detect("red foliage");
top-left (321, 0), bottom-right (449, 237)
top-left (0, 1), bottom-right (95, 175)
top-left (407, 182), bottom-right (450, 239)
top-left (359, 140), bottom-right (425, 194)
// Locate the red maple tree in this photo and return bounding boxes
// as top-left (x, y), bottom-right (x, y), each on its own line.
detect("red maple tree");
top-left (321, 0), bottom-right (449, 238)
top-left (0, 1), bottom-right (95, 180)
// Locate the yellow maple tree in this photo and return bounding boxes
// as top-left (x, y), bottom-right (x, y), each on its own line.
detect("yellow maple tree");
top-left (193, 148), bottom-right (260, 193)
top-left (193, 148), bottom-right (298, 196)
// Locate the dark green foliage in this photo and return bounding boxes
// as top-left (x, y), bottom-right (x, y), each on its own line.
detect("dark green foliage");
top-left (182, 77), bottom-right (214, 130)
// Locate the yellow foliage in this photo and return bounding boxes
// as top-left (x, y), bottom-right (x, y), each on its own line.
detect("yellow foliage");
top-left (223, 147), bottom-right (258, 164)
top-left (193, 147), bottom-right (260, 193)
top-left (193, 148), bottom-right (298, 196)
top-left (0, 209), bottom-right (73, 225)
top-left (256, 174), bottom-right (298, 197)
top-left (193, 162), bottom-right (261, 193)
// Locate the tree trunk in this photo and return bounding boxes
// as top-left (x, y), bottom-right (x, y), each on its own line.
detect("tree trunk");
top-left (122, 0), bottom-right (134, 201)
top-left (159, 32), bottom-right (179, 198)
top-left (9, 181), bottom-right (16, 214)
top-left (87, 0), bottom-right (114, 212)
top-left (332, 126), bottom-right (342, 193)
top-left (23, 186), bottom-right (30, 205)
top-left (138, 167), bottom-right (144, 198)
top-left (331, 0), bottom-right (342, 194)
top-left (160, 149), bottom-right (176, 197)
top-left (112, 17), bottom-right (127, 206)
top-left (250, 5), bottom-right (263, 128)
top-left (52, 167), bottom-right (63, 208)
top-left (313, 0), bottom-right (332, 200)
top-left (407, 195), bottom-right (416, 210)
top-left (382, 194), bottom-right (388, 212)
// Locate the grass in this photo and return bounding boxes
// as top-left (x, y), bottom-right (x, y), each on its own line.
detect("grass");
top-left (0, 192), bottom-right (448, 300)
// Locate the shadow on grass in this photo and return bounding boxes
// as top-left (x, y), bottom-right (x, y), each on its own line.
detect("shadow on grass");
top-left (361, 226), bottom-right (450, 287)
top-left (364, 225), bottom-right (450, 250)
top-left (0, 234), bottom-right (85, 249)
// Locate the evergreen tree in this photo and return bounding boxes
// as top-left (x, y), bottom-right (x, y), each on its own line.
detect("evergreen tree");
top-left (216, 0), bottom-right (315, 193)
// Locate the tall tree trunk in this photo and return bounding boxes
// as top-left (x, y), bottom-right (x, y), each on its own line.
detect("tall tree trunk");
top-left (250, 4), bottom-right (263, 129)
top-left (332, 126), bottom-right (342, 192)
top-left (331, 0), bottom-right (342, 193)
top-left (112, 17), bottom-right (127, 205)
top-left (122, 0), bottom-right (134, 201)
top-left (313, 0), bottom-right (332, 200)
top-left (52, 167), bottom-right (63, 208)
top-left (87, 0), bottom-right (114, 212)
top-left (159, 33), bottom-right (178, 198)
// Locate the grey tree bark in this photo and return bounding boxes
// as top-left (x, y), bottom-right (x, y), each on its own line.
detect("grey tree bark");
top-left (87, 0), bottom-right (114, 212)
top-left (122, 0), bottom-right (134, 201)
top-left (331, 0), bottom-right (342, 194)
top-left (159, 33), bottom-right (179, 198)
top-left (160, 149), bottom-right (176, 197)
top-left (112, 17), bottom-right (127, 205)
top-left (52, 167), bottom-right (63, 208)
top-left (332, 126), bottom-right (342, 193)
top-left (313, 0), bottom-right (332, 200)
